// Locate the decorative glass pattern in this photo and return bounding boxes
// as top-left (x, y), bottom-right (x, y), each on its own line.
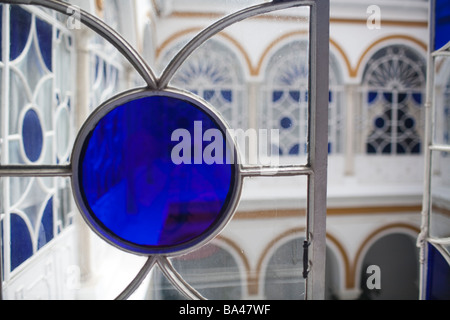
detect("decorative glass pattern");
top-left (73, 91), bottom-right (239, 254)
top-left (1, 0), bottom-right (329, 300)
top-left (0, 4), bottom-right (76, 275)
top-left (362, 45), bottom-right (426, 155)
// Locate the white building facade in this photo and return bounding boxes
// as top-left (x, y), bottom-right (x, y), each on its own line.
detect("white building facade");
top-left (1, 0), bottom-right (448, 300)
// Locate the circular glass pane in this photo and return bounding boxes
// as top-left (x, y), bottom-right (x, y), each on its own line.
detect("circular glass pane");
top-left (72, 90), bottom-right (240, 255)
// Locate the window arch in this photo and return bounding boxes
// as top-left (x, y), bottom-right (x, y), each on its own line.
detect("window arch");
top-left (261, 40), bottom-right (309, 158)
top-left (362, 45), bottom-right (426, 155)
top-left (158, 39), bottom-right (247, 131)
top-left (358, 233), bottom-right (419, 300)
top-left (261, 40), bottom-right (344, 158)
top-left (263, 236), bottom-right (306, 299)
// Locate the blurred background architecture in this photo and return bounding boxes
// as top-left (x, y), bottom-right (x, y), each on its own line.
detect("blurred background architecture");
top-left (0, 0), bottom-right (448, 300)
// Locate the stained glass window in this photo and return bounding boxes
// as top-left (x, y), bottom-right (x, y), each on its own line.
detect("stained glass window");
top-left (362, 45), bottom-right (426, 155)
top-left (0, 4), bottom-right (76, 275)
top-left (1, 0), bottom-right (330, 300)
top-left (72, 91), bottom-right (240, 254)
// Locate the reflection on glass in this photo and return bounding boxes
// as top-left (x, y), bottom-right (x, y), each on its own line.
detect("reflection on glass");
top-left (434, 56), bottom-right (450, 146)
top-left (430, 151), bottom-right (450, 239)
top-left (148, 243), bottom-right (242, 300)
top-left (143, 175), bottom-right (307, 300)
top-left (264, 237), bottom-right (305, 300)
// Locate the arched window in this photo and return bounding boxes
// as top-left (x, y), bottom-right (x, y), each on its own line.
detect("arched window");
top-left (358, 233), bottom-right (419, 300)
top-left (159, 39), bottom-right (246, 131)
top-left (261, 40), bottom-right (344, 158)
top-left (362, 45), bottom-right (426, 155)
top-left (263, 237), bottom-right (305, 299)
top-left (262, 41), bottom-right (309, 158)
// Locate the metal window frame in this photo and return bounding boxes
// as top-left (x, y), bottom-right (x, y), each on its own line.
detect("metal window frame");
top-left (0, 0), bottom-right (329, 300)
top-left (418, 0), bottom-right (450, 300)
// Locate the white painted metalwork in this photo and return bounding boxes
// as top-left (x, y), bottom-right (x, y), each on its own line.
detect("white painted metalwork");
top-left (0, 0), bottom-right (330, 300)
top-left (0, 3), bottom-right (76, 294)
top-left (419, 0), bottom-right (450, 300)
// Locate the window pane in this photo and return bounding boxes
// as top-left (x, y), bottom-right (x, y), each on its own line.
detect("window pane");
top-left (153, 0), bottom-right (271, 76)
top-left (430, 150), bottom-right (450, 240)
top-left (434, 55), bottom-right (450, 146)
top-left (259, 7), bottom-right (310, 165)
top-left (146, 175), bottom-right (307, 299)
top-left (362, 45), bottom-right (426, 155)
top-left (149, 243), bottom-right (243, 300)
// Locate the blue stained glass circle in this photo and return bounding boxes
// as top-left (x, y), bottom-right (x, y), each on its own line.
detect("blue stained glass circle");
top-left (374, 117), bottom-right (385, 129)
top-left (72, 89), bottom-right (241, 255)
top-left (22, 108), bottom-right (44, 162)
top-left (280, 117), bottom-right (292, 129)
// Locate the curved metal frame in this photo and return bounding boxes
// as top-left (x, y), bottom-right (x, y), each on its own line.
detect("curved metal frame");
top-left (71, 87), bottom-right (243, 257)
top-left (0, 0), bottom-right (329, 300)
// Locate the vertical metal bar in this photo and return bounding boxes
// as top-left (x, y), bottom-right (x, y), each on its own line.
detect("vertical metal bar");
top-left (0, 3), bottom-right (6, 300)
top-left (418, 0), bottom-right (435, 301)
top-left (1, 3), bottom-right (11, 290)
top-left (306, 0), bottom-right (329, 300)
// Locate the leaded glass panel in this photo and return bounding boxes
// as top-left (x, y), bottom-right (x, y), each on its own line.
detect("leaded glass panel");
top-left (1, 4), bottom-right (76, 276)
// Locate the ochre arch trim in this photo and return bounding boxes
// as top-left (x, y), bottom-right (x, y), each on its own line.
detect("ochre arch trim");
top-left (215, 235), bottom-right (253, 296)
top-left (253, 30), bottom-right (308, 76)
top-left (155, 27), bottom-right (254, 77)
top-left (156, 29), bottom-right (356, 79)
top-left (353, 34), bottom-right (427, 79)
